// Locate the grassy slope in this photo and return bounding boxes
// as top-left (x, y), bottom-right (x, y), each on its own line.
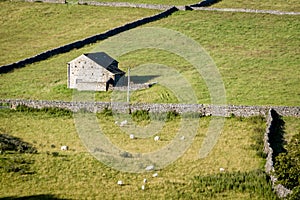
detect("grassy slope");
top-left (80, 0), bottom-right (198, 6)
top-left (82, 0), bottom-right (300, 11)
top-left (144, 11), bottom-right (300, 106)
top-left (0, 1), bottom-right (158, 65)
top-left (1, 10), bottom-right (299, 106)
top-left (212, 0), bottom-right (300, 12)
top-left (0, 110), bottom-right (272, 199)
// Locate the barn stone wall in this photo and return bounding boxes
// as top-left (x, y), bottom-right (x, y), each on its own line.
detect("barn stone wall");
top-left (68, 55), bottom-right (116, 91)
top-left (1, 99), bottom-right (299, 117)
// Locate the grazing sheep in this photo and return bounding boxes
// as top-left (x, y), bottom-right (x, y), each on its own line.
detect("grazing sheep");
top-left (219, 167), bottom-right (225, 172)
top-left (61, 145), bottom-right (68, 151)
top-left (180, 136), bottom-right (185, 140)
top-left (141, 185), bottom-right (145, 190)
top-left (120, 120), bottom-right (128, 127)
top-left (117, 180), bottom-right (123, 186)
top-left (152, 173), bottom-right (158, 177)
top-left (129, 134), bottom-right (135, 139)
top-left (143, 178), bottom-right (147, 183)
top-left (145, 165), bottom-right (154, 171)
top-left (154, 136), bottom-right (160, 141)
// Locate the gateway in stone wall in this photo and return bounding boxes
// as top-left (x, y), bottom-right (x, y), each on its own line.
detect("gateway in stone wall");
top-left (67, 52), bottom-right (125, 91)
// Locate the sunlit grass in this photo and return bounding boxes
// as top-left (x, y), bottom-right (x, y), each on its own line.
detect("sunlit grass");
top-left (1, 8), bottom-right (299, 106)
top-left (0, 110), bottom-right (273, 199)
top-left (211, 0), bottom-right (300, 12)
top-left (0, 1), bottom-right (158, 65)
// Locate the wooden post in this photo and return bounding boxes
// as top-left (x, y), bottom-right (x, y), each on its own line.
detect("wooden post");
top-left (127, 68), bottom-right (131, 114)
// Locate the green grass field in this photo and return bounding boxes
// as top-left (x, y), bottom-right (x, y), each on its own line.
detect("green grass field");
top-left (1, 8), bottom-right (299, 106)
top-left (0, 109), bottom-right (280, 199)
top-left (79, 0), bottom-right (199, 6)
top-left (0, 2), bottom-right (299, 199)
top-left (80, 0), bottom-right (300, 12)
top-left (0, 1), bottom-right (158, 66)
top-left (143, 11), bottom-right (300, 106)
top-left (211, 0), bottom-right (300, 12)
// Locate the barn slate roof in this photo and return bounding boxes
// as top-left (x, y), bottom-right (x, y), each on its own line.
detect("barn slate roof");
top-left (84, 52), bottom-right (125, 75)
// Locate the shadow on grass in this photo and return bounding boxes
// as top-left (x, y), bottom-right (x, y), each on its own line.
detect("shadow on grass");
top-left (269, 109), bottom-right (287, 160)
top-left (0, 133), bottom-right (37, 153)
top-left (0, 194), bottom-right (70, 200)
top-left (190, 0), bottom-right (222, 7)
top-left (117, 75), bottom-right (160, 86)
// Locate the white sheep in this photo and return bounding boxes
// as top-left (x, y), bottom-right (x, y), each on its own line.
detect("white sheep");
top-left (154, 136), bottom-right (160, 141)
top-left (141, 185), bottom-right (145, 190)
top-left (61, 145), bottom-right (68, 151)
top-left (219, 168), bottom-right (225, 172)
top-left (120, 120), bottom-right (128, 127)
top-left (117, 180), bottom-right (123, 186)
top-left (143, 178), bottom-right (147, 183)
top-left (152, 173), bottom-right (158, 177)
top-left (130, 134), bottom-right (135, 139)
top-left (180, 136), bottom-right (185, 140)
top-left (145, 165), bottom-right (154, 171)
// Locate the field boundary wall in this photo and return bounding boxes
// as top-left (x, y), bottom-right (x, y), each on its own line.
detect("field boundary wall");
top-left (1, 99), bottom-right (299, 117)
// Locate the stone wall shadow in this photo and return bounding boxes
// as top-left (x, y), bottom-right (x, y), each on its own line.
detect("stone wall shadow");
top-left (268, 109), bottom-right (287, 160)
top-left (190, 0), bottom-right (222, 7)
top-left (0, 194), bottom-right (70, 200)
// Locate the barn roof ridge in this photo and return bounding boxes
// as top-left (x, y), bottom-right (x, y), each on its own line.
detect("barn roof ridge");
top-left (84, 52), bottom-right (125, 75)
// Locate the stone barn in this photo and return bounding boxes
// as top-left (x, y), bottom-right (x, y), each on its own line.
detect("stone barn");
top-left (67, 52), bottom-right (125, 91)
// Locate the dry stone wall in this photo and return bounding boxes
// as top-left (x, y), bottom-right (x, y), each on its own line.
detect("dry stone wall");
top-left (25, 0), bottom-right (66, 3)
top-left (264, 109), bottom-right (292, 198)
top-left (78, 1), bottom-right (173, 10)
top-left (1, 99), bottom-right (299, 117)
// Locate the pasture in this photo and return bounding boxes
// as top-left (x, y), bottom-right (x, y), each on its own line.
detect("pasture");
top-left (0, 108), bottom-right (279, 199)
top-left (0, 1), bottom-right (299, 199)
top-left (0, 5), bottom-right (299, 106)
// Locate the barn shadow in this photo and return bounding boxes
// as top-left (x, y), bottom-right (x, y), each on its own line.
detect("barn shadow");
top-left (116, 75), bottom-right (160, 86)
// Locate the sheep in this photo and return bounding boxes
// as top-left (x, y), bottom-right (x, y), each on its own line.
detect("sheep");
top-left (141, 185), bottom-right (145, 190)
top-left (154, 136), bottom-right (160, 141)
top-left (145, 165), bottom-right (154, 171)
top-left (152, 173), bottom-right (158, 177)
top-left (219, 167), bottom-right (225, 172)
top-left (129, 134), bottom-right (135, 139)
top-left (117, 180), bottom-right (123, 186)
top-left (180, 136), bottom-right (185, 140)
top-left (60, 145), bottom-right (68, 151)
top-left (143, 178), bottom-right (147, 183)
top-left (120, 120), bottom-right (128, 127)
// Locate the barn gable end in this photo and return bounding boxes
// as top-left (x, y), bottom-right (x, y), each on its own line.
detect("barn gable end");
top-left (67, 52), bottom-right (125, 91)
